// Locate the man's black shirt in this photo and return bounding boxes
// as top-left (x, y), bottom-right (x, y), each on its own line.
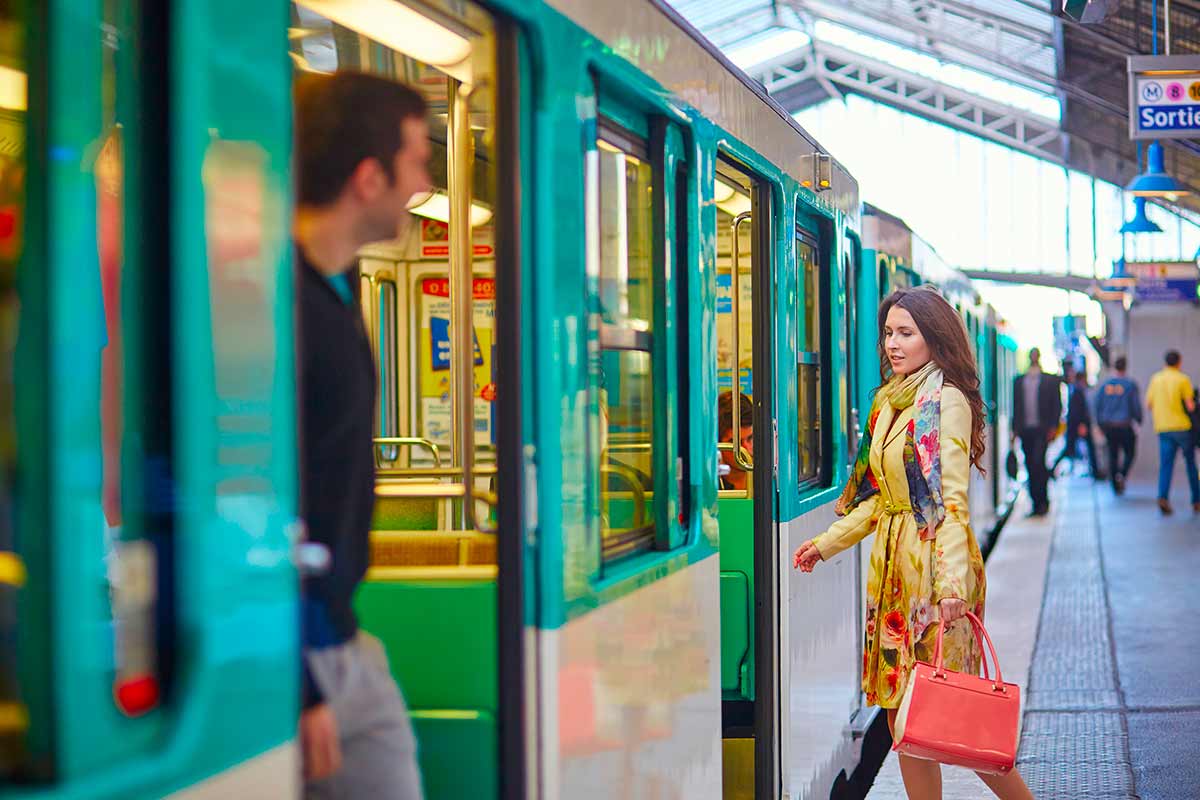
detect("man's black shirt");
top-left (296, 246), bottom-right (376, 706)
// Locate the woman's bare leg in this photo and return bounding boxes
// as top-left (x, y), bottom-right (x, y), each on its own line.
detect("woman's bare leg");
top-left (887, 708), bottom-right (943, 800)
top-left (975, 768), bottom-right (1036, 799)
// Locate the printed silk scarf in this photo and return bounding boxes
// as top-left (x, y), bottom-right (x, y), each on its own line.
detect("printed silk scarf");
top-left (836, 361), bottom-right (946, 540)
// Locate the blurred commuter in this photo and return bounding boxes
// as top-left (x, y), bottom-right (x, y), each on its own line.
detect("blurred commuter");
top-left (1095, 357), bottom-right (1141, 495)
top-left (1052, 371), bottom-right (1098, 478)
top-left (718, 390), bottom-right (754, 491)
top-left (294, 71), bottom-right (432, 798)
top-left (1012, 348), bottom-right (1062, 517)
top-left (1145, 350), bottom-right (1199, 515)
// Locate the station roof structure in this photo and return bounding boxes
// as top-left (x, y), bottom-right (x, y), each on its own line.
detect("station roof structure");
top-left (667, 0), bottom-right (1200, 216)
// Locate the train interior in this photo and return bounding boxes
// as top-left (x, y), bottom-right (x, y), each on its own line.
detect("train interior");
top-left (291, 2), bottom-right (502, 796)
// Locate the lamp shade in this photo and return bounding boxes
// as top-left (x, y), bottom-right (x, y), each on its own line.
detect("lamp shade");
top-left (1120, 197), bottom-right (1163, 234)
top-left (1126, 142), bottom-right (1191, 200)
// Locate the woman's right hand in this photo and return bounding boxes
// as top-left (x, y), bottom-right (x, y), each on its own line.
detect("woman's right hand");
top-left (792, 540), bottom-right (823, 572)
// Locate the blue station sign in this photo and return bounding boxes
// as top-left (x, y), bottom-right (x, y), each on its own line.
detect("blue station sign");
top-left (1128, 55), bottom-right (1200, 140)
top-left (1127, 261), bottom-right (1200, 303)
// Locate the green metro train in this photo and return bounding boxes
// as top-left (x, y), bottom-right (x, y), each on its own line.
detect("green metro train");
top-left (0, 1), bottom-right (1018, 798)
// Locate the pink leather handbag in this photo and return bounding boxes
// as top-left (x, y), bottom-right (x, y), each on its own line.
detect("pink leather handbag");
top-left (891, 612), bottom-right (1020, 775)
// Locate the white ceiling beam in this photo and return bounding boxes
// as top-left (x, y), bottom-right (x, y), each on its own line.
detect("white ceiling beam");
top-left (751, 40), bottom-right (1068, 164)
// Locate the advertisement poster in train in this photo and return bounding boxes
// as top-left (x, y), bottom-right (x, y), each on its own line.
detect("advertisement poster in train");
top-left (716, 270), bottom-right (754, 396)
top-left (417, 275), bottom-right (495, 457)
top-left (418, 216), bottom-right (494, 259)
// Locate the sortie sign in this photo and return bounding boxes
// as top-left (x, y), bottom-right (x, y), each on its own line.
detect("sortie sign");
top-left (1128, 54), bottom-right (1200, 140)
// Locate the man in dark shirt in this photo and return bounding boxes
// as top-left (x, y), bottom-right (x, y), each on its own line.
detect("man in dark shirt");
top-left (293, 71), bottom-right (431, 797)
top-left (1095, 356), bottom-right (1142, 495)
top-left (1012, 348), bottom-right (1063, 517)
top-left (1053, 370), bottom-right (1099, 478)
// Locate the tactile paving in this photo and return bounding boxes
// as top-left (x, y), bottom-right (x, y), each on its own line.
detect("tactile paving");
top-left (1016, 485), bottom-right (1136, 798)
top-left (1019, 713), bottom-right (1134, 799)
top-left (1025, 489), bottom-right (1120, 712)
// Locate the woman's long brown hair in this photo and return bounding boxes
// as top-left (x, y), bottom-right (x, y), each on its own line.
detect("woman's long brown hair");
top-left (877, 286), bottom-right (988, 474)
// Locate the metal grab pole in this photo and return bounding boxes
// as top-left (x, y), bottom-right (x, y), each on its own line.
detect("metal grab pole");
top-left (728, 211), bottom-right (753, 470)
top-left (449, 78), bottom-right (475, 530)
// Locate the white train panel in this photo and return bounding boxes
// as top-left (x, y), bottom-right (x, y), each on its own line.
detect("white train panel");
top-left (538, 557), bottom-right (723, 800)
top-left (781, 505), bottom-right (863, 800)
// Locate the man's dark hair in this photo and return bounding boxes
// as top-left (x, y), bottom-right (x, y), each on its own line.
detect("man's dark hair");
top-left (1166, 350), bottom-right (1182, 367)
top-left (294, 71), bottom-right (428, 206)
top-left (718, 391), bottom-right (754, 439)
top-left (1114, 356), bottom-right (1127, 372)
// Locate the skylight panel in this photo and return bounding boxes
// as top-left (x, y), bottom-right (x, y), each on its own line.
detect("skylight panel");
top-left (725, 26), bottom-right (811, 70)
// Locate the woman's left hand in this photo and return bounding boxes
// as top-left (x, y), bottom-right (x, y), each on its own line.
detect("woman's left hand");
top-left (939, 598), bottom-right (967, 624)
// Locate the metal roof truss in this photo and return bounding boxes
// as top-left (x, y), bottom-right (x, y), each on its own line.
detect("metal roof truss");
top-left (785, 0), bottom-right (1057, 93)
top-left (752, 41), bottom-right (1068, 164)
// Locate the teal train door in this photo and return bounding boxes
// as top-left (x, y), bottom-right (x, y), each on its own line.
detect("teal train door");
top-left (4, 1), bottom-right (297, 796)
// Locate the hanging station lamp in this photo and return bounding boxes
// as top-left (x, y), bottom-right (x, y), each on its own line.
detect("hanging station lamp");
top-left (1119, 197), bottom-right (1164, 234)
top-left (1126, 141), bottom-right (1191, 201)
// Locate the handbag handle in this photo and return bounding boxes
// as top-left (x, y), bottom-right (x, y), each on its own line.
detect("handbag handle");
top-left (932, 612), bottom-right (1006, 692)
top-left (930, 617), bottom-right (992, 681)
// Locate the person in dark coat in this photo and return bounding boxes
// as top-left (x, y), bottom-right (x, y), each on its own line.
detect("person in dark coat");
top-left (1095, 356), bottom-right (1142, 495)
top-left (1053, 370), bottom-right (1099, 478)
top-left (1012, 348), bottom-right (1063, 517)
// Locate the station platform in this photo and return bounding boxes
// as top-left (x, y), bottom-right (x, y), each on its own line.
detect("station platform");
top-left (865, 472), bottom-right (1200, 799)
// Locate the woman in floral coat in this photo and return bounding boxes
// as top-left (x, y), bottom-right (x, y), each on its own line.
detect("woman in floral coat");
top-left (793, 287), bottom-right (1034, 800)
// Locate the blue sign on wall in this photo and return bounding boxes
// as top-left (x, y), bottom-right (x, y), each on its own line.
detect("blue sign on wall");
top-left (1134, 278), bottom-right (1199, 302)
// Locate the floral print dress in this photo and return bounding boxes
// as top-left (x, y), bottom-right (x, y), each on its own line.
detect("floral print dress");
top-left (812, 385), bottom-right (987, 709)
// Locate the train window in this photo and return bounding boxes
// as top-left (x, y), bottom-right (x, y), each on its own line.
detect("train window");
top-left (843, 247), bottom-right (859, 462)
top-left (4, 0), bottom-right (179, 768)
top-left (594, 126), bottom-right (657, 562)
top-left (101, 0), bottom-right (176, 723)
top-left (714, 160), bottom-right (754, 497)
top-left (0, 0), bottom-right (27, 771)
top-left (672, 160), bottom-right (692, 539)
top-left (796, 232), bottom-right (824, 487)
top-left (292, 0), bottom-right (502, 544)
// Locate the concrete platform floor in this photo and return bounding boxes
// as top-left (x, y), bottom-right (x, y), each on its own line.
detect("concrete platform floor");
top-left (865, 473), bottom-right (1200, 799)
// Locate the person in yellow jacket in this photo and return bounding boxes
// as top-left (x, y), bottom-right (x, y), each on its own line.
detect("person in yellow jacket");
top-left (1145, 349), bottom-right (1199, 515)
top-left (793, 287), bottom-right (1034, 800)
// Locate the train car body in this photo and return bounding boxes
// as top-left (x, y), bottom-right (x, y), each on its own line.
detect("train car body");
top-left (2, 3), bottom-right (1016, 800)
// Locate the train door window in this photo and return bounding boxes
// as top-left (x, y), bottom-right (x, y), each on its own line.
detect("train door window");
top-left (0, 0), bottom-right (28, 773)
top-left (714, 160), bottom-right (754, 497)
top-left (85, 0), bottom-right (189, 727)
top-left (796, 231), bottom-right (825, 487)
top-left (99, 0), bottom-right (177, 723)
top-left (592, 123), bottom-right (657, 563)
top-left (843, 245), bottom-right (859, 462)
top-left (5, 0), bottom-right (178, 774)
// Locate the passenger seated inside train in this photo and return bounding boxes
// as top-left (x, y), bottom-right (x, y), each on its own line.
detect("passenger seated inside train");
top-left (718, 390), bottom-right (754, 491)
